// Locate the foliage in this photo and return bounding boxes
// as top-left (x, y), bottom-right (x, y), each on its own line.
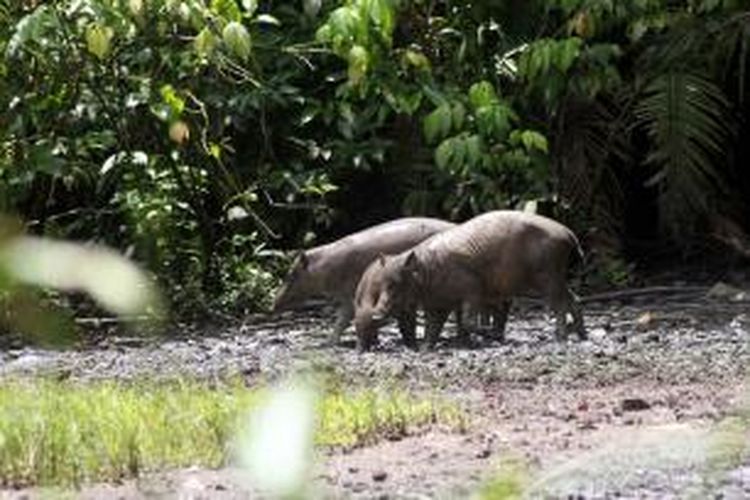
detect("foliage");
top-left (0, 378), bottom-right (465, 487)
top-left (3, 0), bottom-right (750, 317)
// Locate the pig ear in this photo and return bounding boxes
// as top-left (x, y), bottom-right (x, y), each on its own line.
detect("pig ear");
top-left (296, 251), bottom-right (309, 269)
top-left (377, 253), bottom-right (386, 267)
top-left (403, 251), bottom-right (420, 274)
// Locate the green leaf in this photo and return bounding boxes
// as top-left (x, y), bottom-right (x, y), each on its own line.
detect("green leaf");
top-left (211, 0), bottom-right (242, 22)
top-left (242, 0), bottom-right (258, 16)
top-left (223, 21), bottom-right (251, 62)
top-left (402, 49), bottom-right (431, 71)
top-left (555, 37), bottom-right (582, 73)
top-left (520, 130), bottom-right (548, 153)
top-left (85, 24), bottom-right (114, 60)
top-left (633, 72), bottom-right (733, 232)
top-left (194, 27), bottom-right (217, 56)
top-left (366, 0), bottom-right (395, 41)
top-left (347, 44), bottom-right (369, 84)
top-left (435, 139), bottom-right (453, 170)
top-left (160, 84), bottom-right (185, 119)
top-left (464, 135), bottom-right (482, 168)
top-left (423, 104), bottom-right (453, 145)
top-left (451, 103), bottom-right (466, 131)
top-left (468, 81), bottom-right (498, 110)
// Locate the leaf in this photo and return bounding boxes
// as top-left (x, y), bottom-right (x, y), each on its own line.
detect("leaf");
top-left (464, 135), bottom-right (482, 168)
top-left (7, 6), bottom-right (59, 57)
top-left (555, 37), bottom-right (582, 73)
top-left (28, 143), bottom-right (64, 175)
top-left (520, 130), bottom-right (548, 153)
top-left (242, 0), bottom-right (258, 16)
top-left (211, 0), bottom-right (242, 21)
top-left (469, 81), bottom-right (498, 110)
top-left (304, 0), bottom-right (322, 18)
top-left (255, 14), bottom-right (280, 26)
top-left (402, 49), bottom-right (431, 71)
top-left (366, 0), bottom-right (395, 41)
top-left (0, 236), bottom-right (162, 318)
top-left (423, 104), bottom-right (453, 145)
top-left (194, 27), bottom-right (217, 56)
top-left (451, 103), bottom-right (466, 130)
top-left (223, 21), bottom-right (251, 62)
top-left (160, 84), bottom-right (185, 119)
top-left (633, 72), bottom-right (733, 233)
top-left (85, 23), bottom-right (114, 60)
top-left (347, 44), bottom-right (369, 84)
top-left (435, 139), bottom-right (453, 170)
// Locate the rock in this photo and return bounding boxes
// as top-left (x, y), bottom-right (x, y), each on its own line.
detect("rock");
top-left (589, 328), bottom-right (607, 341)
top-left (707, 282), bottom-right (748, 302)
top-left (475, 448), bottom-right (492, 459)
top-left (372, 471), bottom-right (388, 482)
top-left (622, 398), bottom-right (651, 412)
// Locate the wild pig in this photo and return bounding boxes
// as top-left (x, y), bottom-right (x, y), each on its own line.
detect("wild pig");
top-left (354, 210), bottom-right (586, 350)
top-left (272, 217), bottom-right (456, 343)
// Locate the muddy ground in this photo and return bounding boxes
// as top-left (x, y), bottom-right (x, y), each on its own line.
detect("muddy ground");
top-left (3, 281), bottom-right (750, 498)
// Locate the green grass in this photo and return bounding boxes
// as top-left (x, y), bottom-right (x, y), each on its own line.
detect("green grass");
top-left (0, 378), bottom-right (466, 488)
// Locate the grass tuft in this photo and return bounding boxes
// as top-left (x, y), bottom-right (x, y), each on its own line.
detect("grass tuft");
top-left (0, 378), bottom-right (464, 487)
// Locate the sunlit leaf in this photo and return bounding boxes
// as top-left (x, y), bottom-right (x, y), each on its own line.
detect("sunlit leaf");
top-left (469, 81), bottom-right (498, 109)
top-left (255, 14), bottom-right (280, 25)
top-left (211, 0), bottom-right (242, 22)
top-left (347, 44), bottom-right (369, 84)
top-left (85, 23), bottom-right (114, 60)
top-left (194, 27), bottom-right (217, 56)
top-left (223, 21), bottom-right (252, 62)
top-left (242, 0), bottom-right (258, 16)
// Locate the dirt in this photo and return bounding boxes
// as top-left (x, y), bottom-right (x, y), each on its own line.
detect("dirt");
top-left (3, 285), bottom-right (750, 498)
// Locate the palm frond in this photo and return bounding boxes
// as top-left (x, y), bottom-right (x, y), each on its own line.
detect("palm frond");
top-left (554, 95), bottom-right (630, 232)
top-left (633, 72), bottom-right (734, 236)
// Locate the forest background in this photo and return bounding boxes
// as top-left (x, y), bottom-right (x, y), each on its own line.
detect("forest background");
top-left (2, 0), bottom-right (749, 319)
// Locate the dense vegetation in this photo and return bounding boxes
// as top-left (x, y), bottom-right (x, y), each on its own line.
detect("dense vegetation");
top-left (2, 0), bottom-right (750, 316)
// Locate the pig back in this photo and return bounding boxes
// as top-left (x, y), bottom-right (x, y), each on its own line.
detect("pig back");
top-left (318, 217), bottom-right (456, 299)
top-left (414, 211), bottom-right (578, 296)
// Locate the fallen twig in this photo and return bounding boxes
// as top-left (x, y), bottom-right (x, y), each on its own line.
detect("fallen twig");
top-left (579, 286), bottom-right (708, 304)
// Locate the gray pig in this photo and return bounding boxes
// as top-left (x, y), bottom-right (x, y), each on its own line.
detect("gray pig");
top-left (354, 210), bottom-right (586, 350)
top-left (272, 217), bottom-right (456, 343)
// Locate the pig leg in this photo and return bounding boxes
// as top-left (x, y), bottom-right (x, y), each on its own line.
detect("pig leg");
top-left (549, 287), bottom-right (586, 341)
top-left (424, 309), bottom-right (450, 349)
top-left (397, 307), bottom-right (418, 349)
top-left (486, 299), bottom-right (511, 342)
top-left (566, 288), bottom-right (587, 340)
top-left (456, 302), bottom-right (481, 347)
top-left (332, 302), bottom-right (354, 344)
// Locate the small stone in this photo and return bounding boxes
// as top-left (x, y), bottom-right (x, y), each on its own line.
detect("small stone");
top-left (476, 448), bottom-right (492, 459)
top-left (372, 470), bottom-right (388, 482)
top-left (622, 398), bottom-right (651, 412)
top-left (348, 467), bottom-right (359, 474)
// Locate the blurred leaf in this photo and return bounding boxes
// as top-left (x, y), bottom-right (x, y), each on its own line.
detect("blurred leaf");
top-left (238, 382), bottom-right (318, 498)
top-left (0, 236), bottom-right (163, 319)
